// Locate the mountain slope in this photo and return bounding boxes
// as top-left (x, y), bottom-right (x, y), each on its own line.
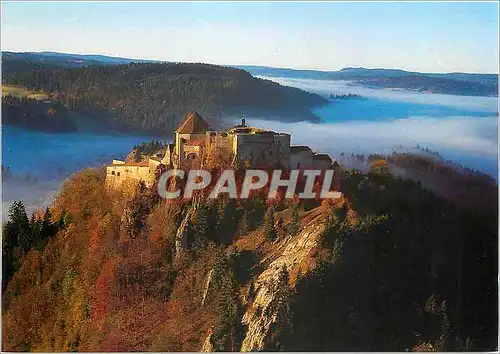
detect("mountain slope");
top-left (2, 153), bottom-right (497, 351)
top-left (2, 61), bottom-right (327, 134)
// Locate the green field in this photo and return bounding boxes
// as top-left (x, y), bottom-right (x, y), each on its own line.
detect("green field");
top-left (2, 85), bottom-right (48, 100)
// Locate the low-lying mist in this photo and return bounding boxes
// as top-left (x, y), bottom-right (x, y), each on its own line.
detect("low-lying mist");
top-left (2, 178), bottom-right (63, 219)
top-left (1, 127), bottom-right (155, 219)
top-left (251, 76), bottom-right (498, 178)
top-left (263, 76), bottom-right (498, 113)
top-left (237, 116), bottom-right (497, 178)
top-left (2, 76), bottom-right (497, 218)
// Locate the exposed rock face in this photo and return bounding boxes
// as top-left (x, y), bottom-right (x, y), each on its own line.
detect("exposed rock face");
top-left (174, 207), bottom-right (192, 260)
top-left (174, 197), bottom-right (202, 259)
top-left (201, 328), bottom-right (214, 352)
top-left (240, 211), bottom-right (326, 351)
top-left (124, 149), bottom-right (140, 163)
top-left (201, 269), bottom-right (214, 306)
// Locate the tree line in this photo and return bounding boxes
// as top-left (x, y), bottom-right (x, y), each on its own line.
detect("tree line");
top-left (3, 62), bottom-right (326, 134)
top-left (2, 95), bottom-right (77, 132)
top-left (2, 201), bottom-right (69, 291)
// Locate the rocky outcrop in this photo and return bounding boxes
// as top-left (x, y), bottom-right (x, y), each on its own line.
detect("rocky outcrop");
top-left (125, 149), bottom-right (143, 164)
top-left (201, 328), bottom-right (214, 352)
top-left (240, 210), bottom-right (326, 351)
top-left (174, 207), bottom-right (192, 260)
top-left (174, 197), bottom-right (202, 260)
top-left (201, 269), bottom-right (214, 306)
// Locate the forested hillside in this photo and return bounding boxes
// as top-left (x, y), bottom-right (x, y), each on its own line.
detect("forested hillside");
top-left (2, 96), bottom-right (77, 132)
top-left (2, 62), bottom-right (327, 134)
top-left (2, 153), bottom-right (497, 351)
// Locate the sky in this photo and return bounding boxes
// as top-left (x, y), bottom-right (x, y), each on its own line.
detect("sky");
top-left (1, 1), bottom-right (498, 73)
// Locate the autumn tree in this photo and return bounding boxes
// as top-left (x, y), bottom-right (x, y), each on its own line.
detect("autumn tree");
top-left (124, 181), bottom-right (157, 237)
top-left (370, 159), bottom-right (391, 175)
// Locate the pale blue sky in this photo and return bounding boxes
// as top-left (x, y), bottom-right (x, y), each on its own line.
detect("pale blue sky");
top-left (1, 1), bottom-right (498, 73)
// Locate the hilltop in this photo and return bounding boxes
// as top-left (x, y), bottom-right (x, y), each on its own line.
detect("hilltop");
top-left (2, 152), bottom-right (497, 351)
top-left (3, 51), bottom-right (497, 100)
top-left (1, 51), bottom-right (157, 71)
top-left (238, 65), bottom-right (498, 97)
top-left (2, 55), bottom-right (327, 134)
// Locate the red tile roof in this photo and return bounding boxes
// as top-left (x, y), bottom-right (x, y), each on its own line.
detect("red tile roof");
top-left (176, 111), bottom-right (211, 134)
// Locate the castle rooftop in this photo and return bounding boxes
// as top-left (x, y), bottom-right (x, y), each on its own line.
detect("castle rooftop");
top-left (176, 111), bottom-right (211, 134)
top-left (313, 153), bottom-right (332, 161)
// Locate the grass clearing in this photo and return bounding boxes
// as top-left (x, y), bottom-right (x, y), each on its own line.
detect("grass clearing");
top-left (2, 85), bottom-right (49, 100)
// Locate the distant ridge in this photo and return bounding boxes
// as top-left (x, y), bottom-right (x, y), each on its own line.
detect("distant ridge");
top-left (236, 65), bottom-right (498, 96)
top-left (2, 51), bottom-right (498, 96)
top-left (37, 51), bottom-right (160, 64)
top-left (236, 65), bottom-right (498, 83)
top-left (2, 51), bottom-right (158, 67)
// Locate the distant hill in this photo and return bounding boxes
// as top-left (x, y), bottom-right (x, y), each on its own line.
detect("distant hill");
top-left (237, 65), bottom-right (499, 97)
top-left (36, 51), bottom-right (158, 65)
top-left (3, 52), bottom-right (497, 97)
top-left (1, 51), bottom-right (156, 74)
top-left (2, 60), bottom-right (327, 134)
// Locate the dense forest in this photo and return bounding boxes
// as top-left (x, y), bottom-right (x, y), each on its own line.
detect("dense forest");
top-left (2, 61), bottom-right (327, 134)
top-left (2, 95), bottom-right (77, 132)
top-left (1, 152), bottom-right (497, 351)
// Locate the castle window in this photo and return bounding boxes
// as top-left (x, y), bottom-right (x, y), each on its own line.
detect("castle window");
top-left (111, 171), bottom-right (115, 175)
top-left (117, 172), bottom-right (121, 177)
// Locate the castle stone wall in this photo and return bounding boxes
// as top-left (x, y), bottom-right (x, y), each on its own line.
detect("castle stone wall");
top-left (105, 159), bottom-right (158, 189)
top-left (289, 149), bottom-right (315, 170)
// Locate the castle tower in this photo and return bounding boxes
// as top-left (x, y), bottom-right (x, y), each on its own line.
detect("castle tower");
top-left (174, 111), bottom-right (211, 168)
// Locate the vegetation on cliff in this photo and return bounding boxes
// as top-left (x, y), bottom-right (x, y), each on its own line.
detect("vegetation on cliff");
top-left (2, 62), bottom-right (327, 134)
top-left (1, 152), bottom-right (497, 351)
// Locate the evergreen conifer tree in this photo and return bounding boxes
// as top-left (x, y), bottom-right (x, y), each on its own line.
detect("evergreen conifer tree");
top-left (263, 206), bottom-right (277, 241)
top-left (288, 203), bottom-right (300, 236)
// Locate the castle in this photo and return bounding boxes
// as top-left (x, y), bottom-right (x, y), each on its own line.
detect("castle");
top-left (106, 111), bottom-right (337, 189)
